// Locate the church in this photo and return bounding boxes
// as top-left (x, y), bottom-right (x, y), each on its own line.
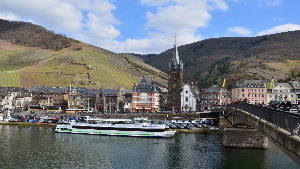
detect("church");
top-left (167, 41), bottom-right (183, 112)
top-left (167, 40), bottom-right (199, 112)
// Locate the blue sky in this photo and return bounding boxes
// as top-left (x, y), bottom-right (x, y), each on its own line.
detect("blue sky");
top-left (0, 0), bottom-right (299, 54)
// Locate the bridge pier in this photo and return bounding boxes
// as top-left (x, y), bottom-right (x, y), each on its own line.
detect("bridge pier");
top-left (223, 128), bottom-right (268, 148)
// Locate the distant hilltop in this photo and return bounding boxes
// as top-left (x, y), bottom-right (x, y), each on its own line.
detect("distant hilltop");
top-left (135, 30), bottom-right (300, 89)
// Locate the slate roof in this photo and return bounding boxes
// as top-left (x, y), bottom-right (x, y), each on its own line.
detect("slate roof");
top-left (133, 76), bottom-right (158, 93)
top-left (103, 89), bottom-right (121, 96)
top-left (189, 85), bottom-right (199, 95)
top-left (203, 86), bottom-right (222, 93)
top-left (0, 87), bottom-right (28, 95)
top-left (29, 86), bottom-right (66, 93)
top-left (234, 80), bottom-right (271, 88)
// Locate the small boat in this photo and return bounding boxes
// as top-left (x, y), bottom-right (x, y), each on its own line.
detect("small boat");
top-left (55, 116), bottom-right (176, 138)
top-left (209, 126), bottom-right (220, 131)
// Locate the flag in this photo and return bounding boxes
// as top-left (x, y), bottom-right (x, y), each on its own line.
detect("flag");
top-left (264, 83), bottom-right (266, 88)
top-left (270, 79), bottom-right (274, 89)
top-left (222, 79), bottom-right (226, 88)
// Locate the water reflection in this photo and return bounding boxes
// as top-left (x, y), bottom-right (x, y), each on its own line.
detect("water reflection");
top-left (0, 126), bottom-right (298, 169)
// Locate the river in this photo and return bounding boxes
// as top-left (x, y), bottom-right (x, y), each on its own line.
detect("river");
top-left (0, 125), bottom-right (298, 169)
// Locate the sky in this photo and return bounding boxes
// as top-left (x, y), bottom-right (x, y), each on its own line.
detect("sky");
top-left (0, 0), bottom-right (299, 54)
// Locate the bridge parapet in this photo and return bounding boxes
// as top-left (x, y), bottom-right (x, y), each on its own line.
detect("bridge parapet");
top-left (227, 103), bottom-right (300, 136)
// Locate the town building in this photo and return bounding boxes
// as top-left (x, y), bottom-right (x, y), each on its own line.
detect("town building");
top-left (29, 86), bottom-right (68, 111)
top-left (180, 84), bottom-right (199, 112)
top-left (132, 76), bottom-right (160, 113)
top-left (290, 81), bottom-right (300, 104)
top-left (0, 87), bottom-right (31, 111)
top-left (167, 41), bottom-right (183, 112)
top-left (231, 80), bottom-right (269, 105)
top-left (68, 87), bottom-right (100, 112)
top-left (200, 85), bottom-right (224, 111)
top-left (102, 89), bottom-right (123, 113)
top-left (267, 82), bottom-right (297, 104)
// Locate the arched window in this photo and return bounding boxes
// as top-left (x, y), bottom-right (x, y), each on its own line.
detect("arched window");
top-left (185, 97), bottom-right (188, 102)
top-left (185, 90), bottom-right (188, 94)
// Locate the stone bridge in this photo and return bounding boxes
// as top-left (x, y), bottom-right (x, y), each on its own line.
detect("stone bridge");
top-left (225, 103), bottom-right (300, 164)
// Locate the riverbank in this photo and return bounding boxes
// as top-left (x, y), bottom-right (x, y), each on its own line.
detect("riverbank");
top-left (0, 121), bottom-right (56, 127)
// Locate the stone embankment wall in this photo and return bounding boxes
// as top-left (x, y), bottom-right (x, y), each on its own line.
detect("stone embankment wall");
top-left (223, 128), bottom-right (268, 148)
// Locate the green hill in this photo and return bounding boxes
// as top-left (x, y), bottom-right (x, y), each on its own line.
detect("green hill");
top-left (0, 19), bottom-right (167, 89)
top-left (139, 31), bottom-right (300, 89)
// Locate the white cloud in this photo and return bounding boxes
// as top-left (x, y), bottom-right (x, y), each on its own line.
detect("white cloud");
top-left (112, 32), bottom-right (202, 54)
top-left (257, 23), bottom-right (300, 36)
top-left (0, 13), bottom-right (20, 21)
top-left (118, 0), bottom-right (228, 53)
top-left (228, 26), bottom-right (252, 35)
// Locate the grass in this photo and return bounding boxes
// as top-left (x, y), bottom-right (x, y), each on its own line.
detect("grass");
top-left (0, 42), bottom-right (167, 89)
top-left (0, 71), bottom-right (20, 87)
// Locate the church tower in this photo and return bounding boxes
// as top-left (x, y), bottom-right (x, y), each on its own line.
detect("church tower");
top-left (167, 39), bottom-right (183, 112)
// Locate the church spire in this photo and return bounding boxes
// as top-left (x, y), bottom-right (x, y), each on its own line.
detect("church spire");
top-left (174, 34), bottom-right (179, 64)
top-left (169, 34), bottom-right (183, 70)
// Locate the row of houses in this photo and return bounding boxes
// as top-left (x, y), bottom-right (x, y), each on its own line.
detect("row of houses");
top-left (231, 80), bottom-right (300, 105)
top-left (0, 78), bottom-right (299, 113)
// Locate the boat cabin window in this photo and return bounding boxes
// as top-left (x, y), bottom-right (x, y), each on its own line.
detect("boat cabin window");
top-left (135, 119), bottom-right (147, 124)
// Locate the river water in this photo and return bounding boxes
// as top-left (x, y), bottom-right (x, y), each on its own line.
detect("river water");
top-left (0, 125), bottom-right (298, 169)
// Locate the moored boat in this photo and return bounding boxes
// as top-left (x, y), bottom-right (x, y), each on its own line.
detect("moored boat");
top-left (55, 116), bottom-right (176, 138)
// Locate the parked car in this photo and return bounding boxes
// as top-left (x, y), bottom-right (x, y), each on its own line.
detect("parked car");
top-left (209, 126), bottom-right (220, 131)
top-left (185, 123), bottom-right (192, 130)
top-left (176, 124), bottom-right (184, 129)
top-left (169, 124), bottom-right (177, 129)
top-left (194, 123), bottom-right (202, 128)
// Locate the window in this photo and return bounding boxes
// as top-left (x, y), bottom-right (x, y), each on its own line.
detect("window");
top-left (172, 72), bottom-right (177, 76)
top-left (185, 97), bottom-right (188, 102)
top-left (262, 94), bottom-right (264, 97)
top-left (185, 90), bottom-right (188, 94)
top-left (258, 89), bottom-right (260, 92)
top-left (242, 89), bottom-right (244, 92)
top-left (262, 89), bottom-right (264, 92)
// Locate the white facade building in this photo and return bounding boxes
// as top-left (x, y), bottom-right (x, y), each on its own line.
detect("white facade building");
top-left (180, 84), bottom-right (199, 112)
top-left (267, 83), bottom-right (297, 104)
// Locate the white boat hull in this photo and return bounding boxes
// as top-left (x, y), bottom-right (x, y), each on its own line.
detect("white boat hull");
top-left (55, 124), bottom-right (176, 138)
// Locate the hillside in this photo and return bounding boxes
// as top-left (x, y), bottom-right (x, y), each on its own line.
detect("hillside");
top-left (0, 20), bottom-right (167, 89)
top-left (140, 31), bottom-right (300, 88)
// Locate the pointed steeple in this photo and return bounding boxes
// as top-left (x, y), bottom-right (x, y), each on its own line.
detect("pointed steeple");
top-left (169, 34), bottom-right (183, 70)
top-left (174, 36), bottom-right (180, 65)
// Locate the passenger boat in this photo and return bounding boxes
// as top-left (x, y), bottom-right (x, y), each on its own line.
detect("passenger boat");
top-left (55, 116), bottom-right (176, 138)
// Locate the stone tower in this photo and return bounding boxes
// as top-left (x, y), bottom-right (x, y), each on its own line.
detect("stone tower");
top-left (167, 40), bottom-right (183, 112)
